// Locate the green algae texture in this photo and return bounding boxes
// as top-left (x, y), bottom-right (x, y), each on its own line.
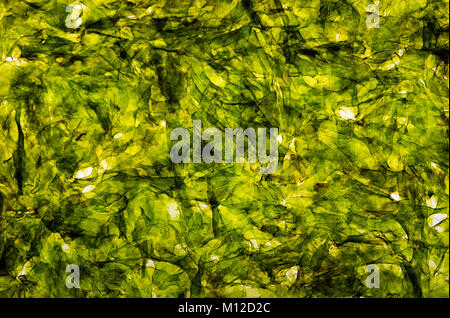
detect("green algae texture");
top-left (0, 0), bottom-right (448, 298)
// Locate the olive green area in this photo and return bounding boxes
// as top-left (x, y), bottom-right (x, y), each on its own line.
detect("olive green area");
top-left (0, 0), bottom-right (448, 298)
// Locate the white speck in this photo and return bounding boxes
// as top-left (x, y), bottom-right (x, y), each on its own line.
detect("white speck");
top-left (211, 255), bottom-right (219, 261)
top-left (390, 192), bottom-right (400, 201)
top-left (168, 202), bottom-right (180, 220)
top-left (335, 34), bottom-right (340, 40)
top-left (146, 259), bottom-right (155, 268)
top-left (277, 134), bottom-right (283, 143)
top-left (426, 196), bottom-right (437, 209)
top-left (430, 213), bottom-right (447, 227)
top-left (400, 90), bottom-right (407, 94)
top-left (62, 244), bottom-right (70, 250)
top-left (160, 120), bottom-right (166, 127)
top-left (199, 203), bottom-right (208, 210)
top-left (402, 234), bottom-right (408, 239)
top-left (339, 107), bottom-right (356, 120)
top-left (82, 185), bottom-right (95, 193)
top-left (114, 133), bottom-right (123, 139)
top-left (147, 7), bottom-right (152, 13)
top-left (75, 167), bottom-right (93, 179)
top-left (419, 79), bottom-right (426, 87)
top-left (431, 162), bottom-right (437, 169)
top-left (281, 199), bottom-right (286, 206)
top-left (398, 49), bottom-right (404, 56)
top-left (402, 117), bottom-right (406, 122)
top-left (128, 15), bottom-right (136, 19)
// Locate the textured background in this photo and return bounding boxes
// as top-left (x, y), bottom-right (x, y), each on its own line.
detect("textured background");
top-left (0, 0), bottom-right (448, 297)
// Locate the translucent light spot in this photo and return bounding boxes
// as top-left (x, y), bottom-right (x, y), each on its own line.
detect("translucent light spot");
top-left (249, 239), bottom-right (258, 249)
top-left (113, 133), bottom-right (123, 139)
top-left (277, 134), bottom-right (283, 143)
top-left (82, 185), bottom-right (95, 193)
top-left (100, 160), bottom-right (108, 170)
top-left (339, 107), bottom-right (356, 120)
top-left (402, 234), bottom-right (408, 239)
top-left (281, 199), bottom-right (286, 206)
top-left (146, 259), bottom-right (155, 268)
top-left (160, 120), bottom-right (166, 127)
top-left (6, 57), bottom-right (13, 62)
top-left (286, 267), bottom-right (298, 283)
top-left (211, 255), bottom-right (219, 261)
top-left (430, 213), bottom-right (447, 227)
top-left (289, 138), bottom-right (295, 150)
top-left (168, 202), bottom-right (180, 220)
top-left (398, 49), bottom-right (404, 56)
top-left (128, 15), bottom-right (136, 19)
top-left (400, 90), bottom-right (407, 94)
top-left (431, 162), bottom-right (437, 169)
top-left (419, 79), bottom-right (426, 87)
top-left (435, 226), bottom-right (444, 233)
top-left (199, 203), bottom-right (208, 210)
top-left (75, 167), bottom-right (93, 179)
top-left (387, 63), bottom-right (396, 69)
top-left (65, 4), bottom-right (86, 29)
top-left (147, 7), bottom-right (152, 13)
top-left (426, 196), bottom-right (437, 209)
top-left (18, 265), bottom-right (27, 277)
top-left (62, 244), bottom-right (70, 250)
top-left (390, 192), bottom-right (400, 201)
top-left (335, 34), bottom-right (340, 40)
top-left (429, 260), bottom-right (437, 270)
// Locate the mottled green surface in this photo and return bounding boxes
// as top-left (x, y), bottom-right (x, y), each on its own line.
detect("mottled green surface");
top-left (0, 0), bottom-right (448, 298)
